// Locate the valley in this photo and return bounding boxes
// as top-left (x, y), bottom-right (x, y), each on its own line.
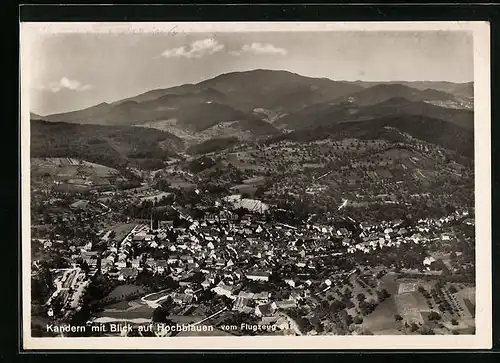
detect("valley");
top-left (29, 69), bottom-right (476, 338)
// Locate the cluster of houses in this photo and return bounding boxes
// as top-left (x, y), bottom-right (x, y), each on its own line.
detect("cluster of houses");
top-left (36, 189), bottom-right (474, 331)
top-left (340, 210), bottom-right (471, 259)
top-left (72, 203), bottom-right (473, 298)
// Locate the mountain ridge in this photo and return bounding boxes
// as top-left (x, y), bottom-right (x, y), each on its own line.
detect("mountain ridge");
top-left (38, 70), bottom-right (472, 118)
top-left (275, 97), bottom-right (473, 131)
top-left (40, 69), bottom-right (364, 120)
top-left (33, 69), bottom-right (473, 154)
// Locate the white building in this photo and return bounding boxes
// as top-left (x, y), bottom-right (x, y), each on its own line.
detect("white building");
top-left (246, 271), bottom-right (270, 282)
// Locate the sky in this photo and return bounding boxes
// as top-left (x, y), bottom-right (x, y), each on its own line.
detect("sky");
top-left (28, 30), bottom-right (474, 115)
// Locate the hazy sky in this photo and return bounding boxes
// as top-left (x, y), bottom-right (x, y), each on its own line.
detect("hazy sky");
top-left (28, 31), bottom-right (473, 115)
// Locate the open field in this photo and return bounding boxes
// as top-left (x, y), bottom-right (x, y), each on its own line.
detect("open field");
top-left (31, 157), bottom-right (122, 194)
top-left (97, 308), bottom-right (154, 320)
top-left (362, 296), bottom-right (401, 333)
top-left (103, 284), bottom-right (147, 302)
top-left (96, 299), bottom-right (154, 321)
top-left (32, 157), bottom-right (119, 178)
top-left (227, 152), bottom-right (267, 171)
top-left (105, 223), bottom-right (137, 242)
top-left (139, 119), bottom-right (200, 141)
top-left (230, 184), bottom-right (258, 196)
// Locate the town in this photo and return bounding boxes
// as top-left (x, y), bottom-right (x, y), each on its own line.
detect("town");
top-left (31, 145), bottom-right (475, 337)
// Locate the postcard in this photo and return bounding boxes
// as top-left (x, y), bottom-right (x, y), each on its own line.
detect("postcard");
top-left (20, 21), bottom-right (491, 350)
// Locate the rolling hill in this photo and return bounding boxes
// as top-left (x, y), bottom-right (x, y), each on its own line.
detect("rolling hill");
top-left (31, 119), bottom-right (184, 170)
top-left (43, 102), bottom-right (113, 124)
top-left (30, 112), bottom-right (44, 120)
top-left (42, 95), bottom-right (252, 129)
top-left (352, 81), bottom-right (473, 99)
top-left (333, 84), bottom-right (456, 106)
top-left (276, 97), bottom-right (473, 131)
top-left (273, 114), bottom-right (474, 158)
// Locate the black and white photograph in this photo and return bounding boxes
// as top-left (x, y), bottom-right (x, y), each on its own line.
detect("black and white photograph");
top-left (20, 22), bottom-right (491, 350)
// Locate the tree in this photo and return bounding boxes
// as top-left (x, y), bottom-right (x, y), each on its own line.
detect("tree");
top-left (79, 259), bottom-right (91, 275)
top-left (160, 296), bottom-right (174, 309)
top-left (377, 289), bottom-right (391, 301)
top-left (330, 299), bottom-right (345, 314)
top-left (395, 314), bottom-right (403, 321)
top-left (152, 306), bottom-right (170, 323)
top-left (313, 321), bottom-right (324, 333)
top-left (420, 325), bottom-right (435, 335)
top-left (356, 293), bottom-right (366, 302)
top-left (51, 295), bottom-right (64, 316)
top-left (344, 298), bottom-right (355, 309)
top-left (108, 230), bottom-right (116, 240)
top-left (353, 316), bottom-right (363, 324)
top-left (428, 311), bottom-right (441, 321)
top-left (31, 267), bottom-right (53, 304)
top-left (359, 300), bottom-right (376, 316)
top-left (296, 317), bottom-right (313, 334)
top-left (449, 251), bottom-right (458, 262)
top-left (320, 300), bottom-right (330, 311)
top-left (451, 319), bottom-right (459, 326)
top-left (254, 186), bottom-right (266, 198)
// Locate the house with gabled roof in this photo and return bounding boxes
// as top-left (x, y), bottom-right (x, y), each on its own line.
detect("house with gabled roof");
top-left (276, 299), bottom-right (297, 310)
top-left (233, 296), bottom-right (253, 312)
top-left (255, 302), bottom-right (278, 317)
top-left (212, 283), bottom-right (237, 299)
